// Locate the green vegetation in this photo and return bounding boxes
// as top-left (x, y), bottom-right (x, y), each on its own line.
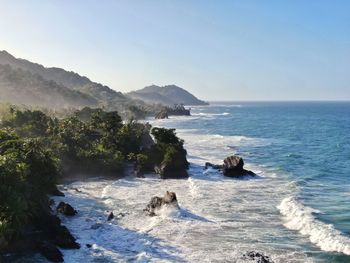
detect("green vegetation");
top-left (134, 127), bottom-right (189, 178)
top-left (0, 105), bottom-right (188, 252)
top-left (0, 131), bottom-right (60, 249)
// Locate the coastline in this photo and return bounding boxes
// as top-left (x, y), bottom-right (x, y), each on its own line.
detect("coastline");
top-left (5, 102), bottom-right (350, 263)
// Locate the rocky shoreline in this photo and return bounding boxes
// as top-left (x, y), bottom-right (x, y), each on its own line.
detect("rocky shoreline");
top-left (1, 133), bottom-right (263, 263)
top-left (1, 190), bottom-right (80, 263)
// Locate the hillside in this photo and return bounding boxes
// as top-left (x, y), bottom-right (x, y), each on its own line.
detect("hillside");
top-left (0, 64), bottom-right (97, 108)
top-left (126, 85), bottom-right (208, 106)
top-left (0, 51), bottom-right (206, 117)
top-left (0, 50), bottom-right (126, 106)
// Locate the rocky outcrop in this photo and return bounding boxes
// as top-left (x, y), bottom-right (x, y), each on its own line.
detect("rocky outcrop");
top-left (204, 155), bottom-right (256, 177)
top-left (243, 251), bottom-right (274, 263)
top-left (223, 156), bottom-right (255, 177)
top-left (38, 242), bottom-right (64, 262)
top-left (155, 110), bottom-right (168, 119)
top-left (2, 213), bottom-right (80, 262)
top-left (56, 202), bottom-right (77, 216)
top-left (144, 191), bottom-right (178, 216)
top-left (154, 161), bottom-right (189, 179)
top-left (107, 212), bottom-right (114, 221)
top-left (166, 104), bottom-right (191, 116)
top-left (37, 214), bottom-right (80, 250)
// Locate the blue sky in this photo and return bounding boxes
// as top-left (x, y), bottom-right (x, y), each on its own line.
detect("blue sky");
top-left (1, 0), bottom-right (349, 100)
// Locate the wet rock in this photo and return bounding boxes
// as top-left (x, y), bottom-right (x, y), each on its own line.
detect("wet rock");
top-left (154, 162), bottom-right (189, 179)
top-left (38, 242), bottom-right (63, 262)
top-left (243, 251), bottom-right (274, 263)
top-left (107, 212), bottom-right (114, 221)
top-left (53, 225), bottom-right (80, 249)
top-left (86, 244), bottom-right (92, 248)
top-left (204, 155), bottom-right (256, 177)
top-left (37, 214), bottom-right (80, 249)
top-left (144, 191), bottom-right (178, 216)
top-left (222, 155), bottom-right (256, 177)
top-left (56, 202), bottom-right (77, 216)
top-left (204, 162), bottom-right (223, 170)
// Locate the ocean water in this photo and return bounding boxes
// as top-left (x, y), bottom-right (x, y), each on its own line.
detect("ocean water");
top-left (33, 102), bottom-right (350, 263)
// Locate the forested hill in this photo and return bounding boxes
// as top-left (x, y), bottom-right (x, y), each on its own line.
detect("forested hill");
top-left (0, 51), bottom-right (207, 117)
top-left (126, 85), bottom-right (209, 106)
top-left (0, 64), bottom-right (98, 108)
top-left (0, 50), bottom-right (161, 118)
top-left (0, 50), bottom-right (126, 104)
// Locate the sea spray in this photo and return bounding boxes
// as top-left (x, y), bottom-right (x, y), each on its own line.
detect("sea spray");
top-left (278, 197), bottom-right (350, 255)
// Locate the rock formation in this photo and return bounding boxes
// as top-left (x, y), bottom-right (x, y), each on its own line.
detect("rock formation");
top-left (56, 202), bottom-right (77, 216)
top-left (204, 155), bottom-right (256, 177)
top-left (144, 191), bottom-right (178, 216)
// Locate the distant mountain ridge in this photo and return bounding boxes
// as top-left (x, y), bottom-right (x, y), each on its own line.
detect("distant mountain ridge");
top-left (0, 50), bottom-right (207, 118)
top-left (0, 50), bottom-right (126, 107)
top-left (0, 64), bottom-right (97, 108)
top-left (126, 85), bottom-right (208, 106)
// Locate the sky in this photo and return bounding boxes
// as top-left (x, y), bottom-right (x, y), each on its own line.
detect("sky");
top-left (0, 0), bottom-right (349, 101)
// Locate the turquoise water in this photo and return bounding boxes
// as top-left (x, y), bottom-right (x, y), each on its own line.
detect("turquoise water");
top-left (157, 102), bottom-right (350, 262)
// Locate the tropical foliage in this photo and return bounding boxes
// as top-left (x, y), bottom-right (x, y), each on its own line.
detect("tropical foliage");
top-left (0, 106), bottom-right (188, 251)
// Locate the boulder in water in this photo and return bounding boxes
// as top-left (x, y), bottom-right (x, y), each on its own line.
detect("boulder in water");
top-left (222, 155), bottom-right (256, 177)
top-left (204, 155), bottom-right (256, 177)
top-left (243, 251), bottom-right (274, 263)
top-left (56, 202), bottom-right (77, 216)
top-left (144, 191), bottom-right (178, 216)
top-left (107, 212), bottom-right (114, 221)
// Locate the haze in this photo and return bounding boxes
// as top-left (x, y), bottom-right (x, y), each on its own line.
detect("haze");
top-left (1, 0), bottom-right (349, 101)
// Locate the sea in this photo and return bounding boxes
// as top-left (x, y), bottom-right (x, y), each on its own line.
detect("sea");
top-left (30, 102), bottom-right (350, 263)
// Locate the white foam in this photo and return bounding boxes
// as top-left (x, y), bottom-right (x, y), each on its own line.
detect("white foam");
top-left (277, 197), bottom-right (350, 255)
top-left (192, 112), bottom-right (231, 117)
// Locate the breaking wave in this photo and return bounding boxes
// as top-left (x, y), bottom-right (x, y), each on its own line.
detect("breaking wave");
top-left (277, 197), bottom-right (350, 255)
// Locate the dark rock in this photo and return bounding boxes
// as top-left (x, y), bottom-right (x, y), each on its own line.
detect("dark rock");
top-left (56, 202), bottom-right (77, 216)
top-left (224, 155), bottom-right (244, 170)
top-left (2, 213), bottom-right (79, 262)
top-left (243, 251), bottom-right (274, 263)
top-left (204, 162), bottom-right (223, 170)
top-left (166, 104), bottom-right (191, 116)
top-left (36, 214), bottom-right (80, 249)
top-left (86, 244), bottom-right (92, 248)
top-left (155, 163), bottom-right (189, 179)
top-left (53, 225), bottom-right (80, 249)
top-left (38, 242), bottom-right (63, 262)
top-left (222, 155), bottom-right (256, 177)
top-left (49, 186), bottom-right (65, 197)
top-left (155, 110), bottom-right (169, 119)
top-left (144, 191), bottom-right (178, 216)
top-left (107, 212), bottom-right (114, 221)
